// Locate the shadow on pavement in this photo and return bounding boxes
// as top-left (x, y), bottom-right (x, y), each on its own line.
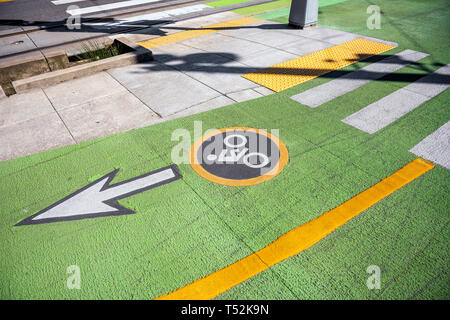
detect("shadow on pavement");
top-left (133, 52), bottom-right (449, 85)
top-left (1, 17), bottom-right (448, 86)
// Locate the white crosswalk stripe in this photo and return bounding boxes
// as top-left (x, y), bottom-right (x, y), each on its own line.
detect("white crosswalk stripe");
top-left (290, 50), bottom-right (429, 108)
top-left (86, 4), bottom-right (209, 28)
top-left (341, 63), bottom-right (450, 134)
top-left (52, 0), bottom-right (87, 5)
top-left (66, 0), bottom-right (162, 16)
top-left (410, 121), bottom-right (450, 169)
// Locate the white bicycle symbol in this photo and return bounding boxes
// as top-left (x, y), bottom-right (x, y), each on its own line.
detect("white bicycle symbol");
top-left (206, 134), bottom-right (270, 169)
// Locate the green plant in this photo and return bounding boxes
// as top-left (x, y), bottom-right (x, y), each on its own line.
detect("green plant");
top-left (75, 40), bottom-right (121, 62)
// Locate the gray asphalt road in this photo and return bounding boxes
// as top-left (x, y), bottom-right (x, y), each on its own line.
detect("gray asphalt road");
top-left (0, 0), bottom-right (196, 31)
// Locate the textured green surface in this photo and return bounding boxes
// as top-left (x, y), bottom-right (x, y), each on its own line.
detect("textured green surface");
top-left (206, 0), bottom-right (257, 8)
top-left (1, 0), bottom-right (449, 299)
top-left (233, 0), bottom-right (291, 16)
top-left (232, 0), bottom-right (348, 18)
top-left (252, 0), bottom-right (348, 20)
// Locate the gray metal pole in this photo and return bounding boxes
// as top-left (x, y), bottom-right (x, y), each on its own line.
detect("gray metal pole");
top-left (288, 0), bottom-right (318, 29)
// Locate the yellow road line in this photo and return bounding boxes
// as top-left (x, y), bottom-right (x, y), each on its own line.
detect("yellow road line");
top-left (138, 17), bottom-right (262, 49)
top-left (242, 38), bottom-right (396, 92)
top-left (157, 158), bottom-right (434, 300)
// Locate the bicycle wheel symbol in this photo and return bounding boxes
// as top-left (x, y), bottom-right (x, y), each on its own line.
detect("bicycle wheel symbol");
top-left (190, 127), bottom-right (289, 186)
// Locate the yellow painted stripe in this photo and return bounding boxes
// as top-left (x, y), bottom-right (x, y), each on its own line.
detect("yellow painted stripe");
top-left (157, 158), bottom-right (433, 300)
top-left (138, 17), bottom-right (262, 49)
top-left (242, 38), bottom-right (396, 92)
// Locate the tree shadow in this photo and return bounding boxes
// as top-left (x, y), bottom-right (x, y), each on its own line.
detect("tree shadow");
top-left (131, 51), bottom-right (449, 85)
top-left (1, 16), bottom-right (448, 86)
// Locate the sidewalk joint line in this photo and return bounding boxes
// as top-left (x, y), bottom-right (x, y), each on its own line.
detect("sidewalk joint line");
top-left (41, 89), bottom-right (78, 143)
top-left (106, 71), bottom-right (163, 118)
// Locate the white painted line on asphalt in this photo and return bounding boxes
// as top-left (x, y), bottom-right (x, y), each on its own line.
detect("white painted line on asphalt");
top-left (341, 63), bottom-right (450, 134)
top-left (52, 0), bottom-right (86, 5)
top-left (410, 121), bottom-right (450, 169)
top-left (90, 11), bottom-right (170, 28)
top-left (66, 0), bottom-right (161, 16)
top-left (291, 50), bottom-right (429, 108)
top-left (165, 4), bottom-right (209, 15)
top-left (87, 4), bottom-right (209, 28)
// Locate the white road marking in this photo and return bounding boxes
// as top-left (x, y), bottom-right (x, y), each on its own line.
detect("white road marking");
top-left (87, 4), bottom-right (209, 28)
top-left (410, 121), bottom-right (450, 170)
top-left (66, 0), bottom-right (162, 16)
top-left (52, 0), bottom-right (87, 5)
top-left (291, 50), bottom-right (429, 108)
top-left (33, 168), bottom-right (176, 220)
top-left (341, 63), bottom-right (450, 134)
top-left (165, 4), bottom-right (209, 15)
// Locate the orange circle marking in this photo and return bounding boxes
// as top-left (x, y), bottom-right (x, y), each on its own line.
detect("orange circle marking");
top-left (189, 127), bottom-right (289, 186)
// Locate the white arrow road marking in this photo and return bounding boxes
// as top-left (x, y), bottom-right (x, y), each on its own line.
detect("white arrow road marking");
top-left (15, 164), bottom-right (182, 226)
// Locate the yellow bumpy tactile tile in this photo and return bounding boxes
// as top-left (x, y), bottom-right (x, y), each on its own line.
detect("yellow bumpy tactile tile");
top-left (242, 38), bottom-right (396, 92)
top-left (138, 17), bottom-right (262, 49)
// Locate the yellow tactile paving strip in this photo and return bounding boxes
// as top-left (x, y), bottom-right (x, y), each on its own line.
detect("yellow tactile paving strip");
top-left (156, 158), bottom-right (433, 300)
top-left (242, 38), bottom-right (396, 92)
top-left (138, 17), bottom-right (262, 49)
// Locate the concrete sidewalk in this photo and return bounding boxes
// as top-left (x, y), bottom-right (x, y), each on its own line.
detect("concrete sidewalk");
top-left (0, 11), bottom-right (396, 161)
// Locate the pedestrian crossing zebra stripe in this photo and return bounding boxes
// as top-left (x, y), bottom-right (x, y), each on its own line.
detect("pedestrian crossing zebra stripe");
top-left (66, 0), bottom-right (161, 16)
top-left (410, 121), bottom-right (450, 170)
top-left (290, 49), bottom-right (429, 108)
top-left (86, 4), bottom-right (209, 28)
top-left (341, 63), bottom-right (450, 134)
top-left (52, 0), bottom-right (86, 5)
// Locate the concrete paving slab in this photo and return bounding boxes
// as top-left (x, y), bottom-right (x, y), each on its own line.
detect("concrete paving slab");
top-left (0, 27), bottom-right (24, 37)
top-left (108, 60), bottom-right (169, 90)
top-left (294, 27), bottom-right (360, 44)
top-left (58, 90), bottom-right (159, 142)
top-left (179, 33), bottom-right (269, 59)
top-left (159, 95), bottom-right (235, 122)
top-left (291, 49), bottom-right (429, 108)
top-left (0, 89), bottom-right (55, 128)
top-left (27, 28), bottom-right (107, 50)
top-left (410, 121), bottom-right (450, 170)
top-left (295, 26), bottom-right (397, 47)
top-left (215, 21), bottom-right (270, 38)
top-left (109, 61), bottom-right (222, 116)
top-left (0, 112), bottom-right (74, 161)
top-left (0, 49), bottom-right (46, 69)
top-left (253, 86), bottom-right (275, 96)
top-left (43, 72), bottom-right (128, 111)
top-left (341, 89), bottom-right (430, 134)
top-left (277, 37), bottom-right (333, 56)
top-left (130, 76), bottom-right (221, 117)
top-left (151, 42), bottom-right (206, 62)
top-left (227, 88), bottom-right (262, 102)
top-left (233, 30), bottom-right (302, 48)
top-left (184, 59), bottom-right (259, 94)
top-left (402, 63), bottom-right (450, 98)
top-left (151, 43), bottom-right (237, 72)
top-left (238, 47), bottom-right (298, 69)
top-left (0, 34), bottom-right (37, 57)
